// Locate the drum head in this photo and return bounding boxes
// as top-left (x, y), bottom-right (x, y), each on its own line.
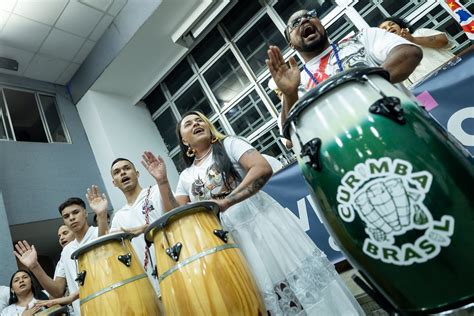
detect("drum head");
top-left (282, 67), bottom-right (389, 139)
top-left (71, 232), bottom-right (134, 259)
top-left (144, 201), bottom-right (219, 244)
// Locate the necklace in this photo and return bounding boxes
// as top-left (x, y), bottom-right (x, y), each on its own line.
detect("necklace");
top-left (194, 146), bottom-right (212, 162)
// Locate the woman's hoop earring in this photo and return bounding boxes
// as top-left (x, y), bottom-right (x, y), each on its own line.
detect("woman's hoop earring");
top-left (186, 146), bottom-right (195, 157)
top-left (211, 136), bottom-right (218, 144)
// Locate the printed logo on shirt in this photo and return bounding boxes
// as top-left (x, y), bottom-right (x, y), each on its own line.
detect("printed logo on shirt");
top-left (304, 32), bottom-right (376, 91)
top-left (191, 163), bottom-right (237, 201)
top-left (141, 203), bottom-right (155, 214)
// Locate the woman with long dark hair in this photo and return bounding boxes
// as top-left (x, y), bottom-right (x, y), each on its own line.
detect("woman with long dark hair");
top-left (1, 270), bottom-right (47, 316)
top-left (141, 111), bottom-right (363, 315)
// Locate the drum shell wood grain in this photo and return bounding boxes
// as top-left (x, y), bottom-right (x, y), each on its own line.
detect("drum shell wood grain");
top-left (150, 210), bottom-right (266, 315)
top-left (75, 238), bottom-right (162, 315)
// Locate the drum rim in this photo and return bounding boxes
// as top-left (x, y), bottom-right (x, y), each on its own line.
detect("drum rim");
top-left (71, 231), bottom-right (134, 259)
top-left (282, 67), bottom-right (389, 139)
top-left (144, 201), bottom-right (219, 243)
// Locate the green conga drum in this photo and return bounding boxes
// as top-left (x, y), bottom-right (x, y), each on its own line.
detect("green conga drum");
top-left (283, 68), bottom-right (474, 314)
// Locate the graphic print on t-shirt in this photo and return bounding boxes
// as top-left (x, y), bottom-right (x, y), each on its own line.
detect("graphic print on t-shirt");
top-left (141, 202), bottom-right (155, 214)
top-left (306, 33), bottom-right (374, 89)
top-left (191, 163), bottom-right (237, 200)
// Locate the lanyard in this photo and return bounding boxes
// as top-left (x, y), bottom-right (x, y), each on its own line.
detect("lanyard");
top-left (303, 43), bottom-right (343, 87)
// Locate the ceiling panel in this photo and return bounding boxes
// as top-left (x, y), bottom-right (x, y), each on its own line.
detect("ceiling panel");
top-left (14, 0), bottom-right (67, 25)
top-left (40, 28), bottom-right (86, 60)
top-left (0, 10), bottom-right (9, 30)
top-left (1, 14), bottom-right (51, 52)
top-left (89, 13), bottom-right (114, 41)
top-left (0, 0), bottom-right (16, 12)
top-left (0, 0), bottom-right (129, 84)
top-left (24, 54), bottom-right (69, 82)
top-left (80, 0), bottom-right (114, 12)
top-left (0, 43), bottom-right (34, 75)
top-left (55, 1), bottom-right (103, 37)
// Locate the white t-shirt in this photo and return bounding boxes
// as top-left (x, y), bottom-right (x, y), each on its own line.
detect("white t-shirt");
top-left (0, 297), bottom-right (37, 316)
top-left (110, 185), bottom-right (164, 294)
top-left (57, 226), bottom-right (99, 316)
top-left (53, 259), bottom-right (64, 280)
top-left (0, 286), bottom-right (9, 313)
top-left (270, 27), bottom-right (415, 133)
top-left (270, 27), bottom-right (413, 93)
top-left (405, 28), bottom-right (455, 85)
top-left (176, 137), bottom-right (252, 200)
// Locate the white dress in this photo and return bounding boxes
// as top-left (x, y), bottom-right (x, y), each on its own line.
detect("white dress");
top-left (176, 137), bottom-right (363, 315)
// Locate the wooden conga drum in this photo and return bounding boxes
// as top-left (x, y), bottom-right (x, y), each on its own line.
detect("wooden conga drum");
top-left (70, 232), bottom-right (162, 315)
top-left (144, 201), bottom-right (265, 315)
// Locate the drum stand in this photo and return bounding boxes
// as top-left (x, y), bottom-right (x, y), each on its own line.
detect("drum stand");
top-left (352, 271), bottom-right (398, 315)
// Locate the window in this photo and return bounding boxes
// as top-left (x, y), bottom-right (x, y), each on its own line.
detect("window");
top-left (164, 59), bottom-right (195, 96)
top-left (224, 90), bottom-right (272, 138)
top-left (154, 107), bottom-right (178, 151)
top-left (39, 95), bottom-right (67, 143)
top-left (191, 28), bottom-right (226, 68)
top-left (141, 0), bottom-right (471, 172)
top-left (0, 87), bottom-right (69, 143)
top-left (144, 86), bottom-right (166, 116)
top-left (203, 50), bottom-right (250, 107)
top-left (236, 14), bottom-right (288, 76)
top-left (174, 81), bottom-right (214, 116)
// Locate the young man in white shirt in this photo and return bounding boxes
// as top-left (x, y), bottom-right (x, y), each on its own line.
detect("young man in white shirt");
top-left (14, 186), bottom-right (109, 315)
top-left (110, 158), bottom-right (164, 295)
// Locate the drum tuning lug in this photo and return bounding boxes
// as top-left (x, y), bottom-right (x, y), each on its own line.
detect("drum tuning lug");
top-left (369, 96), bottom-right (405, 125)
top-left (166, 242), bottom-right (182, 262)
top-left (75, 271), bottom-right (86, 286)
top-left (118, 253), bottom-right (132, 267)
top-left (301, 138), bottom-right (322, 171)
top-left (213, 229), bottom-right (229, 243)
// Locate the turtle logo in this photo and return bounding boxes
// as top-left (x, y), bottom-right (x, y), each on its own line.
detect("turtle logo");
top-left (336, 157), bottom-right (454, 266)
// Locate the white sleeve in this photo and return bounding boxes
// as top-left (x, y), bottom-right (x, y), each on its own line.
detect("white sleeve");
top-left (363, 27), bottom-right (418, 64)
top-left (54, 259), bottom-right (65, 279)
top-left (1, 305), bottom-right (14, 316)
top-left (175, 173), bottom-right (189, 197)
top-left (413, 28), bottom-right (455, 49)
top-left (224, 137), bottom-right (254, 163)
top-left (110, 212), bottom-right (122, 230)
top-left (0, 286), bottom-right (9, 312)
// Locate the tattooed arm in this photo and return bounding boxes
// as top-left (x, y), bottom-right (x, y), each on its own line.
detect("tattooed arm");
top-left (400, 29), bottom-right (449, 49)
top-left (217, 148), bottom-right (273, 212)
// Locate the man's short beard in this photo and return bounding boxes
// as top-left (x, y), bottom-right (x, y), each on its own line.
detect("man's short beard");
top-left (299, 30), bottom-right (328, 52)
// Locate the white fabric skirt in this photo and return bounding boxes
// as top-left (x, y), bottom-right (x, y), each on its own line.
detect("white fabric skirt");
top-left (220, 191), bottom-right (364, 316)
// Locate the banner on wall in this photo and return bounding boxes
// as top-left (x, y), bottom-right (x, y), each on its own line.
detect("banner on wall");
top-left (411, 48), bottom-right (474, 154)
top-left (262, 163), bottom-right (345, 264)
